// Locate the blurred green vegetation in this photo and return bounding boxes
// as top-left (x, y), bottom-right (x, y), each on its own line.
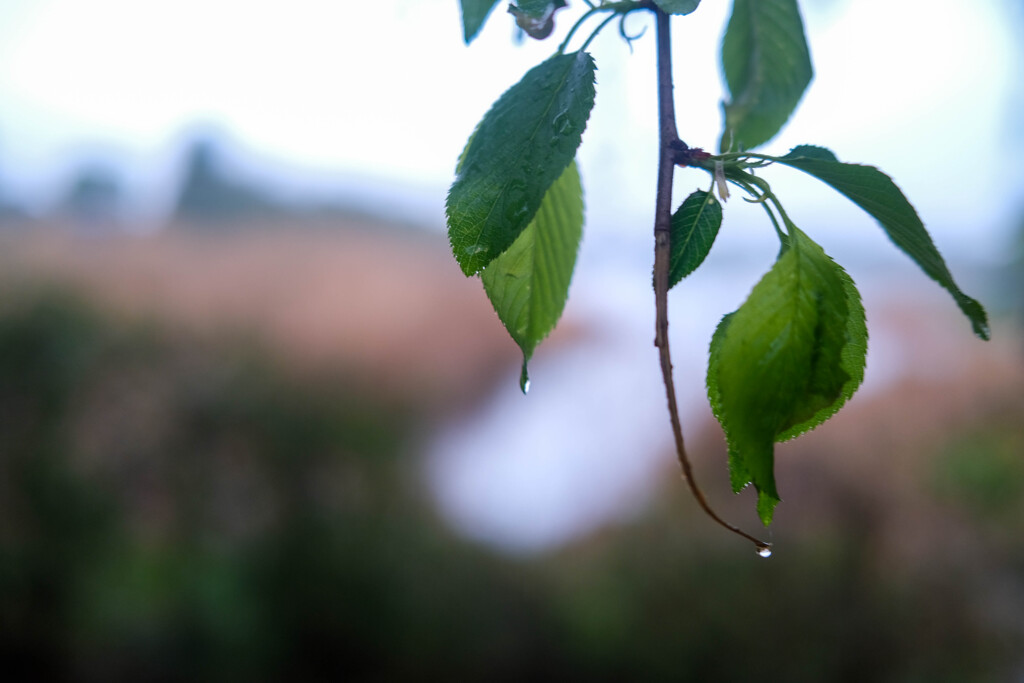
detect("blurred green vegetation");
top-left (0, 290), bottom-right (1021, 681)
top-left (933, 427), bottom-right (1024, 528)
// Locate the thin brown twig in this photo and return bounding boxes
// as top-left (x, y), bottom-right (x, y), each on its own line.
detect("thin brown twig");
top-left (650, 6), bottom-right (770, 553)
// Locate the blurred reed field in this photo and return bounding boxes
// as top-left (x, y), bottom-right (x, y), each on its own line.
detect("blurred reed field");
top-left (0, 210), bottom-right (1023, 681)
top-left (2, 0), bottom-right (1024, 679)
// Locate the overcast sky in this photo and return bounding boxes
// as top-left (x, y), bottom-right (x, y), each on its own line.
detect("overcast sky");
top-left (0, 0), bottom-right (1020, 256)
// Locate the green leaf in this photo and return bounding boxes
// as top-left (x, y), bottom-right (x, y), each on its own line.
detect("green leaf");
top-left (707, 229), bottom-right (867, 525)
top-left (654, 0), bottom-right (702, 15)
top-left (510, 0), bottom-right (565, 17)
top-left (668, 190), bottom-right (722, 288)
top-left (772, 146), bottom-right (990, 339)
top-left (707, 312), bottom-right (751, 493)
top-left (446, 51), bottom-right (597, 275)
top-left (776, 265), bottom-right (866, 442)
top-left (481, 159), bottom-right (583, 393)
top-left (459, 0), bottom-right (501, 44)
top-left (720, 0), bottom-right (812, 152)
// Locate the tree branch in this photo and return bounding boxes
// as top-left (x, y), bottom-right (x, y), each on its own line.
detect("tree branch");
top-left (651, 6), bottom-right (770, 554)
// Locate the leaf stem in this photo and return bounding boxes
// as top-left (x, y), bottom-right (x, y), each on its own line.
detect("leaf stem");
top-left (559, 2), bottom-right (647, 54)
top-left (651, 7), bottom-right (770, 553)
top-left (579, 11), bottom-right (621, 52)
top-left (733, 171), bottom-right (799, 238)
top-left (558, 6), bottom-right (603, 53)
top-left (728, 174), bottom-right (787, 241)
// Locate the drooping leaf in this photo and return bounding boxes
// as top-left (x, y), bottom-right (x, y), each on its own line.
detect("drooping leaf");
top-left (707, 228), bottom-right (867, 524)
top-left (481, 159), bottom-right (583, 393)
top-left (776, 265), bottom-right (866, 442)
top-left (707, 312), bottom-right (751, 493)
top-left (720, 0), bottom-right (812, 152)
top-left (668, 190), bottom-right (722, 288)
top-left (653, 0), bottom-right (702, 15)
top-left (459, 0), bottom-right (502, 44)
top-left (508, 0), bottom-right (567, 40)
top-left (772, 146), bottom-right (990, 339)
top-left (447, 51), bottom-right (597, 275)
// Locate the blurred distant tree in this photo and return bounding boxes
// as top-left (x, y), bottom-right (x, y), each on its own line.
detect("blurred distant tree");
top-left (0, 194), bottom-right (26, 224)
top-left (173, 138), bottom-right (281, 224)
top-left (57, 164), bottom-right (124, 227)
top-left (0, 151), bottom-right (27, 224)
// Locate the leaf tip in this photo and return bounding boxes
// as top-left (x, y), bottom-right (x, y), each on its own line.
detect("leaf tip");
top-left (966, 302), bottom-right (991, 340)
top-left (460, 0), bottom-right (502, 44)
top-left (756, 489), bottom-right (779, 526)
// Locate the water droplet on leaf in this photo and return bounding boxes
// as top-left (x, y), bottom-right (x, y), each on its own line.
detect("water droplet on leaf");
top-left (505, 202), bottom-right (531, 225)
top-left (757, 544), bottom-right (773, 558)
top-left (552, 112), bottom-right (574, 135)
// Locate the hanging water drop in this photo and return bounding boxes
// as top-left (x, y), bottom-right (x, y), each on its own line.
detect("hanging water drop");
top-left (757, 544), bottom-right (773, 558)
top-left (519, 362), bottom-right (531, 395)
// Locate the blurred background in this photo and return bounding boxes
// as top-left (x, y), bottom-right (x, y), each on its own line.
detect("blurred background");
top-left (1, 0), bottom-right (1023, 679)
